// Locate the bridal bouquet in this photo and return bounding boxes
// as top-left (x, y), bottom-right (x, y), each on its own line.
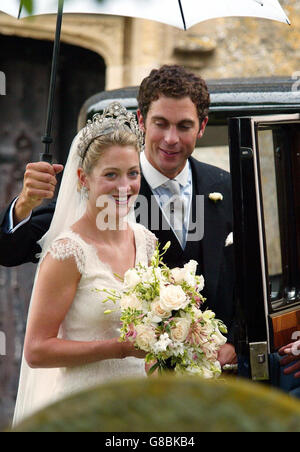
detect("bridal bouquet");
top-left (101, 242), bottom-right (228, 378)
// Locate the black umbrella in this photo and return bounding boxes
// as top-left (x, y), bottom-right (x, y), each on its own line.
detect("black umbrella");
top-left (18, 0), bottom-right (64, 163)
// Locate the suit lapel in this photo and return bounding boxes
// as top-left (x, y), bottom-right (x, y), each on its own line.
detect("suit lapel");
top-left (189, 158), bottom-right (225, 303)
top-left (202, 195), bottom-right (225, 303)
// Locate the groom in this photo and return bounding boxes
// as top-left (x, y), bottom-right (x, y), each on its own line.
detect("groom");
top-left (0, 65), bottom-right (236, 366)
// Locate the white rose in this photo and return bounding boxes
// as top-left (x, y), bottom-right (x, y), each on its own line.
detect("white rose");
top-left (142, 266), bottom-right (162, 284)
top-left (202, 310), bottom-right (215, 321)
top-left (211, 330), bottom-right (227, 347)
top-left (191, 306), bottom-right (203, 320)
top-left (170, 267), bottom-right (184, 284)
top-left (201, 322), bottom-right (215, 337)
top-left (146, 311), bottom-right (163, 325)
top-left (196, 275), bottom-right (205, 292)
top-left (201, 342), bottom-right (219, 360)
top-left (170, 260), bottom-right (198, 286)
top-left (124, 268), bottom-right (141, 289)
top-left (160, 285), bottom-right (188, 311)
top-left (184, 260), bottom-right (198, 275)
top-left (135, 324), bottom-right (157, 352)
top-left (184, 273), bottom-right (196, 287)
top-left (151, 298), bottom-right (172, 320)
top-left (120, 293), bottom-right (142, 311)
top-left (170, 318), bottom-right (191, 342)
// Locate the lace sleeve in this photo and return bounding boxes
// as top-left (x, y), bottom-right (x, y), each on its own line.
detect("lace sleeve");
top-left (144, 229), bottom-right (158, 264)
top-left (48, 237), bottom-right (86, 275)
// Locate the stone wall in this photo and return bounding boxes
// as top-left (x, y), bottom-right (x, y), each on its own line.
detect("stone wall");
top-left (0, 1), bottom-right (299, 430)
top-left (170, 0), bottom-right (300, 80)
top-left (0, 0), bottom-right (299, 89)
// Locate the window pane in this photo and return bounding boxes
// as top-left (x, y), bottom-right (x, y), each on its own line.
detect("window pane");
top-left (257, 128), bottom-right (283, 302)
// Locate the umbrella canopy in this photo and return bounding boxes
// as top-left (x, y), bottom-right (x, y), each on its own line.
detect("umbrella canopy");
top-left (1, 0), bottom-right (291, 29)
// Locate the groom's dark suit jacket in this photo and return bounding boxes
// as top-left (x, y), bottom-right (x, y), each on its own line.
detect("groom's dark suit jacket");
top-left (0, 157), bottom-right (235, 341)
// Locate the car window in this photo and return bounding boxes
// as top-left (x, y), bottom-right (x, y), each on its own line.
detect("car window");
top-left (257, 128), bottom-right (283, 303)
top-left (193, 125), bottom-right (230, 172)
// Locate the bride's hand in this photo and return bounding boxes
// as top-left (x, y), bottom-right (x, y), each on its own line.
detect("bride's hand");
top-left (121, 340), bottom-right (146, 359)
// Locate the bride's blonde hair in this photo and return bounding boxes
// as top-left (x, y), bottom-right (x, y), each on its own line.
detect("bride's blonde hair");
top-left (78, 129), bottom-right (140, 190)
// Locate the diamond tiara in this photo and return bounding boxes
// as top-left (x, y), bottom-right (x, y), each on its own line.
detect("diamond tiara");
top-left (78, 101), bottom-right (144, 162)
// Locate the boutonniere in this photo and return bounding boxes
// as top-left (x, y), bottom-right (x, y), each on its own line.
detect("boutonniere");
top-left (209, 192), bottom-right (223, 203)
top-left (225, 232), bottom-right (233, 247)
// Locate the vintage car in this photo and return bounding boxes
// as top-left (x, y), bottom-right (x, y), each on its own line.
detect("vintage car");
top-left (79, 77), bottom-right (300, 382)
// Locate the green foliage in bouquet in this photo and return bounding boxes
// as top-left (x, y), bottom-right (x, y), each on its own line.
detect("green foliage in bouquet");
top-left (10, 376), bottom-right (300, 432)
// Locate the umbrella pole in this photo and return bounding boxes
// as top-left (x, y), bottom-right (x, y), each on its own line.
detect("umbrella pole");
top-left (41, 0), bottom-right (64, 164)
top-left (178, 0), bottom-right (186, 31)
top-left (18, 1), bottom-right (24, 19)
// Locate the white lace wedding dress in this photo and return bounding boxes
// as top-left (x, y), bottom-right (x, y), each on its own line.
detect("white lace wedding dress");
top-left (49, 222), bottom-right (156, 400)
top-left (13, 222), bottom-right (156, 424)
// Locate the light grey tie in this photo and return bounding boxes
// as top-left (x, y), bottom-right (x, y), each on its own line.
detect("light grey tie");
top-left (163, 179), bottom-right (184, 245)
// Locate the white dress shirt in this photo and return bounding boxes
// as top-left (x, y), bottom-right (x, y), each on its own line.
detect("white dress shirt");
top-left (3, 197), bottom-right (32, 234)
top-left (140, 152), bottom-right (193, 249)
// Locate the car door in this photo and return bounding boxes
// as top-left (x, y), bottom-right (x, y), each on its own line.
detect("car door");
top-left (229, 114), bottom-right (300, 381)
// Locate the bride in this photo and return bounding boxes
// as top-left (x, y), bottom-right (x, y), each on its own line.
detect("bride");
top-left (13, 102), bottom-right (157, 425)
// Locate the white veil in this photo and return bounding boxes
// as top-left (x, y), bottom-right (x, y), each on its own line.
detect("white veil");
top-left (12, 132), bottom-right (88, 426)
top-left (12, 101), bottom-right (142, 426)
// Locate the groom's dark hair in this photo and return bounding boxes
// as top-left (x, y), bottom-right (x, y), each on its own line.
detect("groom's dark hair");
top-left (137, 65), bottom-right (210, 125)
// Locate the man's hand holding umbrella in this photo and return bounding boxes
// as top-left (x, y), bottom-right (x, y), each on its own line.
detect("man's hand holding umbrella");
top-left (14, 162), bottom-right (63, 224)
